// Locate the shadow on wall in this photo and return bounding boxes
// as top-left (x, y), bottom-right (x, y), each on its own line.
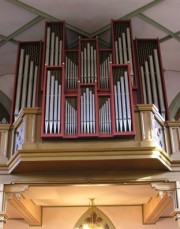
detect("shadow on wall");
top-left (0, 90), bottom-right (11, 123)
top-left (169, 92), bottom-right (180, 121)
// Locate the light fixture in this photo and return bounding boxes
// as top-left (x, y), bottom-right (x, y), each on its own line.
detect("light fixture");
top-left (82, 199), bottom-right (104, 229)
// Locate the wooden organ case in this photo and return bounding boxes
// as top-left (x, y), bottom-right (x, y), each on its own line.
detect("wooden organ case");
top-left (11, 19), bottom-right (169, 139)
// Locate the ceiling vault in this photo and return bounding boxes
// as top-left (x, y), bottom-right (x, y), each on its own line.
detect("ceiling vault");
top-left (138, 13), bottom-right (180, 42)
top-left (90, 0), bottom-right (165, 37)
top-left (1, 0), bottom-right (173, 49)
top-left (0, 15), bottom-right (43, 47)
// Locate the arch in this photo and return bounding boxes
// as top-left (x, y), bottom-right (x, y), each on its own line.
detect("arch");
top-left (0, 90), bottom-right (12, 123)
top-left (74, 206), bottom-right (116, 229)
top-left (0, 90), bottom-right (12, 114)
top-left (169, 92), bottom-right (180, 120)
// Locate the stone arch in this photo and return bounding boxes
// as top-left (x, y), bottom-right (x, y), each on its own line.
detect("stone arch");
top-left (74, 206), bottom-right (116, 229)
top-left (169, 92), bottom-right (180, 120)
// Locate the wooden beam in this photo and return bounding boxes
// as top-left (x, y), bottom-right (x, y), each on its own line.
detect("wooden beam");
top-left (143, 192), bottom-right (172, 224)
top-left (8, 193), bottom-right (41, 226)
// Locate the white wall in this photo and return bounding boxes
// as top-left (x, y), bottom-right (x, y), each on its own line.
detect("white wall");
top-left (0, 74), bottom-right (14, 101)
top-left (164, 70), bottom-right (180, 106)
top-left (4, 206), bottom-right (179, 229)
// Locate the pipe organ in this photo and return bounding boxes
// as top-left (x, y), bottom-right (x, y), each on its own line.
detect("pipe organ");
top-left (11, 19), bottom-right (169, 138)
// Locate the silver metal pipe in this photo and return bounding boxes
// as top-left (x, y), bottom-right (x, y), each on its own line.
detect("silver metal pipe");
top-left (32, 65), bottom-right (38, 107)
top-left (94, 49), bottom-right (97, 82)
top-left (45, 71), bottom-right (51, 133)
top-left (81, 94), bottom-right (84, 133)
top-left (50, 32), bottom-right (55, 65)
top-left (126, 28), bottom-right (134, 85)
top-left (53, 80), bottom-right (58, 133)
top-left (83, 91), bottom-right (86, 133)
top-left (55, 36), bottom-right (59, 66)
top-left (86, 87), bottom-right (90, 133)
top-left (124, 71), bottom-right (131, 131)
top-left (149, 55), bottom-right (159, 109)
top-left (57, 84), bottom-right (61, 133)
top-left (21, 54), bottom-right (30, 109)
top-left (65, 100), bottom-right (68, 134)
top-left (27, 60), bottom-right (34, 107)
top-left (92, 90), bottom-right (95, 133)
top-left (140, 66), bottom-right (147, 104)
top-left (59, 40), bottom-right (62, 65)
top-left (145, 61), bottom-right (152, 104)
top-left (114, 84), bottom-right (119, 132)
top-left (118, 37), bottom-right (123, 64)
top-left (65, 56), bottom-right (68, 89)
top-left (87, 43), bottom-right (90, 83)
top-left (122, 33), bottom-right (127, 64)
top-left (117, 80), bottom-right (123, 131)
top-left (107, 98), bottom-right (111, 133)
top-left (14, 48), bottom-right (25, 117)
top-left (70, 59), bottom-right (73, 89)
top-left (81, 51), bottom-right (84, 83)
top-left (153, 49), bottom-right (165, 118)
top-left (90, 45), bottom-right (94, 81)
top-left (120, 76), bottom-right (127, 131)
top-left (105, 58), bottom-right (109, 88)
top-left (69, 102), bottom-right (72, 134)
top-left (89, 89), bottom-right (93, 133)
top-left (115, 40), bottom-right (119, 64)
top-left (49, 75), bottom-right (55, 133)
top-left (45, 27), bottom-right (50, 65)
top-left (84, 47), bottom-right (87, 83)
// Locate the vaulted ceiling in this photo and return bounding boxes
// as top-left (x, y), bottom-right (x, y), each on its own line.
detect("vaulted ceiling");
top-left (0, 0), bottom-right (180, 77)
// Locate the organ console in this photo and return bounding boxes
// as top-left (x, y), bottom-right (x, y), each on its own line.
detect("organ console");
top-left (11, 19), bottom-right (169, 139)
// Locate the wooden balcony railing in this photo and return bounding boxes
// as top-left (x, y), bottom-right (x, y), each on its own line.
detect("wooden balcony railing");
top-left (0, 105), bottom-right (179, 173)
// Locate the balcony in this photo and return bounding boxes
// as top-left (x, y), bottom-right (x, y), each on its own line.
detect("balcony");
top-left (0, 104), bottom-right (179, 174)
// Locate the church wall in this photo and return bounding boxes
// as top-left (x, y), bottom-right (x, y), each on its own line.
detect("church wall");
top-left (4, 205), bottom-right (179, 229)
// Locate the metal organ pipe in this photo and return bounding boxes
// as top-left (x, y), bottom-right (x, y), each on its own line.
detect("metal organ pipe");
top-left (126, 28), bottom-right (134, 85)
top-left (50, 32), bottom-right (55, 65)
top-left (65, 54), bottom-right (78, 90)
top-left (14, 49), bottom-right (24, 118)
top-left (44, 70), bottom-right (62, 134)
top-left (45, 27), bottom-right (50, 65)
top-left (100, 53), bottom-right (112, 89)
top-left (140, 66), bottom-right (148, 104)
top-left (124, 71), bottom-right (131, 131)
top-left (27, 60), bottom-right (34, 107)
top-left (149, 55), bottom-right (159, 109)
top-left (45, 71), bottom-right (51, 134)
top-left (145, 61), bottom-right (153, 104)
top-left (99, 97), bottom-right (111, 134)
top-left (153, 49), bottom-right (165, 119)
top-left (45, 26), bottom-right (62, 66)
top-left (32, 66), bottom-right (38, 107)
top-left (21, 54), bottom-right (30, 109)
top-left (114, 27), bottom-right (134, 86)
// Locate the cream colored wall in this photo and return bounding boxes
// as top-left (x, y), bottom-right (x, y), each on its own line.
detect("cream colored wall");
top-left (164, 70), bottom-right (180, 106)
top-left (0, 74), bottom-right (14, 101)
top-left (4, 206), bottom-right (179, 229)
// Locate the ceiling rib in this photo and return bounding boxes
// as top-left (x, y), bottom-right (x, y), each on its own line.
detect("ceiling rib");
top-left (90, 0), bottom-right (165, 37)
top-left (160, 31), bottom-right (180, 43)
top-left (7, 0), bottom-right (91, 38)
top-left (0, 34), bottom-right (17, 44)
top-left (138, 13), bottom-right (180, 42)
top-left (0, 15), bottom-right (43, 47)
